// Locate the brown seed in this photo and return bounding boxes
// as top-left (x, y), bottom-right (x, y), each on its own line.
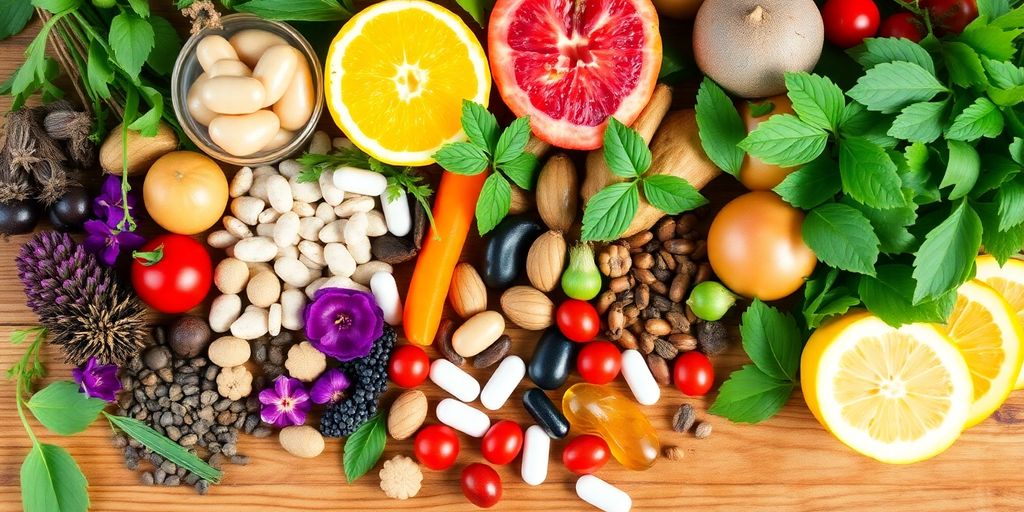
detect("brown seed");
top-left (651, 294), bottom-right (672, 312)
top-left (664, 239), bottom-right (695, 255)
top-left (624, 304), bottom-right (640, 319)
top-left (695, 421), bottom-right (713, 439)
top-left (609, 276), bottom-right (631, 293)
top-left (607, 303), bottom-right (625, 338)
top-left (652, 267), bottom-right (672, 282)
top-left (669, 333), bottom-right (698, 351)
top-left (673, 404), bottom-right (696, 432)
top-left (639, 332), bottom-right (656, 354)
top-left (685, 305), bottom-right (698, 323)
top-left (695, 262), bottom-right (712, 284)
top-left (676, 213), bottom-right (698, 235)
top-left (646, 354), bottom-right (670, 386)
top-left (670, 272), bottom-right (691, 303)
top-left (473, 335), bottom-right (512, 369)
top-left (632, 252), bottom-right (654, 269)
top-left (650, 281), bottom-right (668, 296)
top-left (596, 290), bottom-right (617, 315)
top-left (645, 318), bottom-right (671, 336)
top-left (654, 338), bottom-right (679, 360)
top-left (663, 446), bottom-right (685, 461)
top-left (434, 319), bottom-right (464, 366)
top-left (655, 218), bottom-right (676, 242)
top-left (635, 283), bottom-right (650, 310)
top-left (660, 250), bottom-right (677, 271)
top-left (618, 329), bottom-right (638, 350)
top-left (633, 268), bottom-right (657, 285)
top-left (624, 230), bottom-right (653, 250)
top-left (692, 240), bottom-right (708, 260)
top-left (597, 244), bottom-right (631, 278)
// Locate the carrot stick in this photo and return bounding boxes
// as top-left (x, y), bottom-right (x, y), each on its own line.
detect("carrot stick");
top-left (403, 170), bottom-right (488, 345)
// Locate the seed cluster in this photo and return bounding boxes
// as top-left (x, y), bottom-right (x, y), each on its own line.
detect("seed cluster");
top-left (320, 326), bottom-right (396, 437)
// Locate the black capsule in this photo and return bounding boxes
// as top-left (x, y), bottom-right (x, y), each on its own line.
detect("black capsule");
top-left (481, 215), bottom-right (544, 289)
top-left (528, 328), bottom-right (574, 390)
top-left (523, 388), bottom-right (569, 439)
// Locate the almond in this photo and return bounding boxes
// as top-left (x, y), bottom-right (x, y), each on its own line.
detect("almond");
top-left (500, 286), bottom-right (554, 330)
top-left (536, 154), bottom-right (578, 232)
top-left (509, 184), bottom-right (533, 214)
top-left (387, 389), bottom-right (427, 440)
top-left (449, 262), bottom-right (487, 318)
top-left (526, 230), bottom-right (567, 292)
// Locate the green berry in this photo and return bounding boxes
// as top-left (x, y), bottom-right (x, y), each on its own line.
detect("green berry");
top-left (686, 281), bottom-right (737, 321)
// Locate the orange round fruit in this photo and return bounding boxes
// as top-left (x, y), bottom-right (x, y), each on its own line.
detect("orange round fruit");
top-left (738, 95), bottom-right (800, 190)
top-left (707, 191), bottom-right (817, 300)
top-left (144, 151), bottom-right (228, 235)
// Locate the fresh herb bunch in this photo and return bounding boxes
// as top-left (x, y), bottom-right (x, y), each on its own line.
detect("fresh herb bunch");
top-left (177, 0), bottom-right (356, 22)
top-left (433, 100), bottom-right (541, 235)
top-left (698, 3), bottom-right (1024, 329)
top-left (581, 118), bottom-right (707, 241)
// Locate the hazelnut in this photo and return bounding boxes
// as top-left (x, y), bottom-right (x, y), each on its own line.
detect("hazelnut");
top-left (285, 341), bottom-right (327, 381)
top-left (216, 366), bottom-right (253, 400)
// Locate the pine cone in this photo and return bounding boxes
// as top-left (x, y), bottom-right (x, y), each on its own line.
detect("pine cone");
top-left (16, 231), bottom-right (148, 364)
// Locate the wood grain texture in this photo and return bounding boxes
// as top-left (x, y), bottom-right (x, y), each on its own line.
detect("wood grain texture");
top-left (1, 9), bottom-right (1024, 512)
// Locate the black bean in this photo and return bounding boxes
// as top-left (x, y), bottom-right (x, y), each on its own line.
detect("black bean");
top-left (522, 388), bottom-right (569, 439)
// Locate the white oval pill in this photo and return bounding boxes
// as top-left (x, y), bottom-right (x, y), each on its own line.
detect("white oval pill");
top-left (200, 76), bottom-right (267, 115)
top-left (333, 167), bottom-right (388, 196)
top-left (196, 35), bottom-right (239, 72)
top-left (186, 74), bottom-right (216, 125)
top-left (429, 359), bottom-right (480, 402)
top-left (207, 58), bottom-right (252, 78)
top-left (208, 110), bottom-right (280, 157)
top-left (253, 44), bottom-right (299, 106)
top-left (380, 188), bottom-right (412, 237)
top-left (621, 349), bottom-right (660, 405)
top-left (273, 53), bottom-right (315, 130)
top-left (576, 475), bottom-right (632, 512)
top-left (481, 356), bottom-right (525, 411)
top-left (228, 29), bottom-right (289, 67)
top-left (436, 398), bottom-right (490, 438)
top-left (521, 425), bottom-right (550, 486)
top-left (369, 271), bottom-right (402, 326)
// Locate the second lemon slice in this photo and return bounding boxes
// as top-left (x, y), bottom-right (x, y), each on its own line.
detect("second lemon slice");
top-left (974, 255), bottom-right (1024, 389)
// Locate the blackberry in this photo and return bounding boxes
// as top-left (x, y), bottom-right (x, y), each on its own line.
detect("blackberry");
top-left (320, 326), bottom-right (396, 437)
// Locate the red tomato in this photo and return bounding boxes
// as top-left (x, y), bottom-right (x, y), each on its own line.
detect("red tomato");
top-left (388, 345), bottom-right (430, 388)
top-left (556, 299), bottom-right (600, 342)
top-left (673, 352), bottom-right (715, 396)
top-left (576, 341), bottom-right (621, 385)
top-left (414, 425), bottom-right (460, 470)
top-left (460, 463), bottom-right (502, 508)
top-left (561, 434), bottom-right (610, 475)
top-left (481, 420), bottom-right (523, 465)
top-left (131, 234), bottom-right (211, 314)
top-left (822, 0), bottom-right (881, 48)
top-left (922, 0), bottom-right (977, 34)
top-left (879, 12), bottom-right (926, 41)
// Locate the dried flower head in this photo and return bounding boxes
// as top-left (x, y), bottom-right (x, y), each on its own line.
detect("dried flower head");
top-left (42, 101), bottom-right (94, 166)
top-left (182, 0), bottom-right (223, 35)
top-left (72, 356), bottom-right (122, 402)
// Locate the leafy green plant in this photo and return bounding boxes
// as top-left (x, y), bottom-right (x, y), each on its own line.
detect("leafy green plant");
top-left (433, 100), bottom-right (541, 235)
top-left (580, 118), bottom-right (707, 241)
top-left (342, 413), bottom-right (386, 482)
top-left (232, 0), bottom-right (355, 21)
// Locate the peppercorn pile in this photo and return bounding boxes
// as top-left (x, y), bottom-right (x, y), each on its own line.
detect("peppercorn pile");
top-left (320, 325), bottom-right (397, 437)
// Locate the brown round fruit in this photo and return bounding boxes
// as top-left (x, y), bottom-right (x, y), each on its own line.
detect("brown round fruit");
top-left (169, 315), bottom-right (213, 358)
top-left (693, 0), bottom-right (824, 98)
top-left (739, 95), bottom-right (800, 190)
top-left (143, 151), bottom-right (228, 235)
top-left (707, 191), bottom-right (816, 300)
top-left (652, 0), bottom-right (704, 19)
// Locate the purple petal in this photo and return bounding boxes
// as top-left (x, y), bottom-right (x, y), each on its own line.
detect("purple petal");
top-left (261, 404), bottom-right (285, 426)
top-left (311, 369), bottom-right (351, 404)
top-left (116, 230), bottom-right (146, 250)
top-left (283, 407), bottom-right (307, 426)
top-left (258, 387), bottom-right (282, 405)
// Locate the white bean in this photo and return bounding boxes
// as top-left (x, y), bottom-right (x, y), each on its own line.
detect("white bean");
top-left (266, 175), bottom-right (293, 213)
top-left (319, 170), bottom-right (345, 206)
top-left (521, 425), bottom-right (550, 486)
top-left (215, 258), bottom-right (250, 295)
top-left (308, 130), bottom-right (330, 155)
top-left (277, 245), bottom-right (298, 260)
top-left (304, 277), bottom-right (328, 299)
top-left (429, 359), bottom-right (480, 402)
top-left (334, 196), bottom-right (375, 218)
top-left (366, 210), bottom-right (388, 237)
top-left (352, 261), bottom-right (393, 286)
top-left (299, 254), bottom-right (324, 271)
top-left (318, 219), bottom-right (347, 244)
top-left (249, 174), bottom-right (270, 201)
top-left (278, 159), bottom-right (304, 179)
top-left (292, 201), bottom-right (316, 218)
top-left (253, 165), bottom-right (276, 177)
top-left (480, 356), bottom-right (526, 411)
top-left (256, 223), bottom-right (275, 237)
top-left (369, 271), bottom-right (401, 325)
top-left (275, 257), bottom-right (314, 287)
top-left (209, 294), bottom-right (242, 333)
top-left (273, 211), bottom-right (301, 248)
top-left (290, 175), bottom-right (322, 203)
top-left (319, 276), bottom-right (369, 293)
top-left (299, 217), bottom-right (325, 241)
top-left (258, 208), bottom-right (281, 224)
top-left (344, 213), bottom-right (371, 264)
top-left (230, 167), bottom-right (253, 197)
top-left (298, 240), bottom-right (325, 266)
top-left (207, 230), bottom-right (239, 249)
top-left (333, 167), bottom-right (388, 196)
top-left (231, 196), bottom-right (265, 225)
top-left (436, 398), bottom-right (490, 438)
top-left (268, 303), bottom-right (283, 337)
top-left (223, 215), bottom-right (252, 239)
top-left (315, 202), bottom-right (337, 224)
top-left (621, 349), bottom-right (660, 406)
top-left (230, 306), bottom-right (269, 340)
top-left (280, 289), bottom-right (306, 330)
top-left (233, 236), bottom-right (277, 262)
top-left (380, 189), bottom-right (411, 237)
top-left (324, 243), bottom-right (356, 277)
top-left (575, 475), bottom-right (631, 512)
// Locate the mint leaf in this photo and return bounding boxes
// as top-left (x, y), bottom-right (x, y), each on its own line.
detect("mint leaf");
top-left (433, 142), bottom-right (488, 175)
top-left (847, 61), bottom-right (947, 114)
top-left (602, 117), bottom-right (651, 178)
top-left (773, 156), bottom-right (840, 209)
top-left (844, 199), bottom-right (917, 255)
top-left (144, 16), bottom-right (181, 76)
top-left (958, 23), bottom-right (1022, 61)
top-left (108, 12), bottom-right (155, 79)
top-left (941, 140), bottom-right (980, 200)
top-left (991, 4), bottom-right (1024, 28)
top-left (888, 100), bottom-right (947, 143)
top-left (901, 143), bottom-right (941, 204)
top-left (749, 100), bottom-right (774, 117)
top-left (978, 201), bottom-right (1024, 264)
top-left (127, 0), bottom-right (150, 16)
top-left (128, 85), bottom-right (163, 137)
top-left (641, 175), bottom-right (707, 215)
top-left (498, 152), bottom-right (538, 191)
top-left (839, 136), bottom-right (905, 209)
top-left (996, 176), bottom-right (1024, 230)
top-left (0, 1), bottom-right (33, 40)
top-left (494, 116), bottom-right (531, 166)
top-left (27, 381), bottom-right (106, 435)
top-left (943, 41), bottom-right (988, 88)
top-left (860, 264), bottom-right (957, 326)
top-left (982, 58), bottom-right (1024, 88)
top-left (785, 72), bottom-right (845, 131)
top-left (802, 268), bottom-right (861, 329)
top-left (912, 202), bottom-right (983, 303)
top-left (738, 114), bottom-right (828, 167)
top-left (838, 101), bottom-right (897, 148)
top-left (695, 78), bottom-right (746, 177)
top-left (233, 0), bottom-right (354, 21)
top-left (972, 154), bottom-right (1020, 195)
top-left (740, 300), bottom-right (801, 382)
top-left (461, 100), bottom-right (500, 154)
top-left (581, 182), bottom-right (639, 242)
top-left (946, 97), bottom-right (1004, 141)
top-left (86, 40), bottom-right (113, 100)
top-left (708, 365), bottom-right (794, 424)
top-left (978, 0), bottom-right (1011, 18)
top-left (803, 203), bottom-right (880, 275)
top-left (852, 37), bottom-right (935, 74)
top-left (343, 414), bottom-right (386, 483)
top-left (21, 443), bottom-right (89, 512)
top-left (475, 172), bottom-right (511, 236)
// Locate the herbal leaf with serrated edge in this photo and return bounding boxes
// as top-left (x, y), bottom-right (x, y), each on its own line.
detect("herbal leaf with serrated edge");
top-left (852, 37), bottom-right (935, 74)
top-left (847, 61), bottom-right (947, 114)
top-left (108, 12), bottom-right (154, 79)
top-left (996, 177), bottom-right (1024, 231)
top-left (602, 117), bottom-right (651, 178)
top-left (695, 78), bottom-right (746, 176)
top-left (785, 72), bottom-right (845, 131)
top-left (641, 175), bottom-right (707, 215)
top-left (946, 97), bottom-right (1005, 141)
top-left (476, 173), bottom-right (512, 236)
top-left (839, 136), bottom-right (905, 209)
top-left (888, 100), bottom-right (947, 143)
top-left (581, 182), bottom-right (639, 242)
top-left (461, 100), bottom-right (500, 154)
top-left (494, 116), bottom-right (531, 166)
top-left (740, 300), bottom-right (802, 382)
top-left (738, 114), bottom-right (828, 167)
top-left (912, 202), bottom-right (983, 303)
top-left (773, 156), bottom-right (840, 209)
top-left (433, 142), bottom-right (489, 175)
top-left (708, 365), bottom-right (794, 424)
top-left (943, 42), bottom-right (988, 88)
top-left (499, 152), bottom-right (539, 191)
top-left (802, 203), bottom-right (880, 275)
top-left (860, 264), bottom-right (956, 326)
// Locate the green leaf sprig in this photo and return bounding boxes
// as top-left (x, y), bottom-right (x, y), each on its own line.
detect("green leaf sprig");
top-left (580, 118), bottom-right (707, 241)
top-left (231, 0), bottom-right (356, 21)
top-left (433, 100), bottom-right (541, 235)
top-left (343, 413), bottom-right (386, 483)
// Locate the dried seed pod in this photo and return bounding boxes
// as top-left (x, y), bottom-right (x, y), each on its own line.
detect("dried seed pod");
top-left (676, 213), bottom-right (698, 235)
top-left (697, 321), bottom-right (729, 356)
top-left (655, 217), bottom-right (676, 242)
top-left (670, 272), bottom-right (691, 303)
top-left (434, 318), bottom-right (463, 366)
top-left (645, 318), bottom-right (671, 337)
top-left (694, 421), bottom-right (713, 439)
top-left (652, 267), bottom-right (672, 282)
top-left (632, 252), bottom-right (654, 270)
top-left (607, 302), bottom-right (625, 339)
top-left (623, 304), bottom-right (640, 320)
top-left (597, 243), bottom-right (631, 278)
top-left (669, 333), bottom-right (698, 351)
top-left (651, 294), bottom-right (672, 312)
top-left (473, 335), bottom-right (511, 369)
top-left (639, 332), bottom-right (656, 354)
top-left (695, 262), bottom-right (712, 284)
top-left (536, 154), bottom-right (577, 232)
top-left (595, 290), bottom-right (617, 315)
top-left (663, 446), bottom-right (685, 461)
top-left (654, 338), bottom-right (679, 360)
top-left (660, 250), bottom-right (677, 271)
top-left (618, 329), bottom-right (638, 350)
top-left (633, 268), bottom-right (657, 285)
top-left (635, 283), bottom-right (650, 310)
top-left (650, 280), bottom-right (668, 296)
top-left (646, 354), bottom-right (670, 386)
top-left (663, 239), bottom-right (695, 255)
top-left (673, 404), bottom-right (696, 433)
top-left (609, 276), bottom-right (631, 293)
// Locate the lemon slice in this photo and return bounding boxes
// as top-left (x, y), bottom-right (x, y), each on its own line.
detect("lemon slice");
top-left (939, 280), bottom-right (1023, 427)
top-left (802, 312), bottom-right (973, 464)
top-left (324, 0), bottom-right (490, 166)
top-left (974, 255), bottom-right (1024, 389)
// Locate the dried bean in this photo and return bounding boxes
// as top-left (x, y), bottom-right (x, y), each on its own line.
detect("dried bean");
top-left (624, 231), bottom-right (653, 250)
top-left (473, 335), bottom-right (511, 369)
top-left (672, 404), bottom-right (696, 432)
top-left (435, 318), bottom-right (464, 366)
top-left (669, 333), bottom-right (698, 351)
top-left (646, 354), bottom-right (670, 386)
top-left (655, 218), bottom-right (675, 242)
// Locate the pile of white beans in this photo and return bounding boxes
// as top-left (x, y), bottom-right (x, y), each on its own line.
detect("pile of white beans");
top-left (206, 132), bottom-right (406, 340)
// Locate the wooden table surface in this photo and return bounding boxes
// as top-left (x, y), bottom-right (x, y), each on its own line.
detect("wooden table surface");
top-left (2, 7), bottom-right (1024, 512)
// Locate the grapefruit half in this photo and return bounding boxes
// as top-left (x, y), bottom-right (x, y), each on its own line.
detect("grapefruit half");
top-left (488, 0), bottom-right (662, 150)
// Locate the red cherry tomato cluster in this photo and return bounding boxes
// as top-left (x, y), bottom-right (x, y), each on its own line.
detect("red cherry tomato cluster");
top-left (879, 12), bottom-right (926, 41)
top-left (821, 0), bottom-right (880, 48)
top-left (414, 425), bottom-right (460, 470)
top-left (460, 463), bottom-right (502, 508)
top-left (561, 434), bottom-right (610, 475)
top-left (673, 351), bottom-right (715, 397)
top-left (131, 234), bottom-right (212, 314)
top-left (576, 341), bottom-right (621, 385)
top-left (923, 0), bottom-right (978, 34)
top-left (556, 299), bottom-right (600, 342)
top-left (388, 345), bottom-right (430, 388)
top-left (481, 420), bottom-right (523, 465)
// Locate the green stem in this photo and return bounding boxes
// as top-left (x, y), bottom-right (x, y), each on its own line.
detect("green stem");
top-left (15, 378), bottom-right (39, 446)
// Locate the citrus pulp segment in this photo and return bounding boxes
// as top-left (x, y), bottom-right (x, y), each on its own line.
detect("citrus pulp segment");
top-left (974, 255), bottom-right (1024, 389)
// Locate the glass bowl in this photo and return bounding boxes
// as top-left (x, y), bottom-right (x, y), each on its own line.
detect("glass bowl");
top-left (171, 14), bottom-right (324, 166)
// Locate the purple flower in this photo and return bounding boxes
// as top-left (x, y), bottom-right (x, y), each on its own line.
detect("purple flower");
top-left (93, 175), bottom-right (138, 222)
top-left (310, 368), bottom-right (351, 404)
top-left (259, 376), bottom-right (312, 427)
top-left (304, 288), bottom-right (384, 361)
top-left (83, 215), bottom-right (145, 266)
top-left (72, 356), bottom-right (122, 402)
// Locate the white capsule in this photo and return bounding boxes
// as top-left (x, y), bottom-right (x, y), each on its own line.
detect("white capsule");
top-left (436, 398), bottom-right (490, 437)
top-left (369, 272), bottom-right (402, 326)
top-left (521, 425), bottom-right (550, 486)
top-left (621, 349), bottom-right (660, 405)
top-left (429, 359), bottom-right (480, 402)
top-left (480, 356), bottom-right (525, 411)
top-left (576, 475), bottom-right (632, 512)
top-left (380, 188), bottom-right (411, 237)
top-left (333, 166), bottom-right (388, 196)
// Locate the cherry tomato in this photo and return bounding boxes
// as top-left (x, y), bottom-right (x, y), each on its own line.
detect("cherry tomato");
top-left (481, 420), bottom-right (523, 465)
top-left (561, 434), bottom-right (610, 475)
top-left (673, 352), bottom-right (715, 396)
top-left (388, 345), bottom-right (430, 388)
top-left (922, 0), bottom-right (977, 35)
top-left (556, 299), bottom-right (600, 342)
top-left (414, 425), bottom-right (460, 470)
top-left (576, 341), bottom-right (622, 385)
top-left (821, 0), bottom-right (880, 48)
top-left (131, 234), bottom-right (212, 314)
top-left (460, 463), bottom-right (502, 508)
top-left (879, 12), bottom-right (926, 41)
